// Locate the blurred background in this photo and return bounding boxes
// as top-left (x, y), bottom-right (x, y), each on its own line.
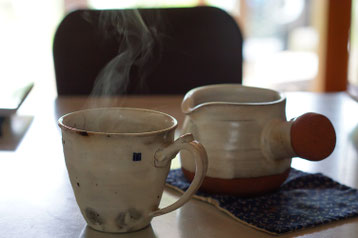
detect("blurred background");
top-left (0, 0), bottom-right (356, 100)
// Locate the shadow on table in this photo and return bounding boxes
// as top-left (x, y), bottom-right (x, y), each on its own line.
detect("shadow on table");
top-left (0, 115), bottom-right (33, 151)
top-left (79, 225), bottom-right (157, 238)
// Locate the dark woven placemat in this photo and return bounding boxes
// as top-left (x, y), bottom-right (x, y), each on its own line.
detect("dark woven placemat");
top-left (166, 168), bottom-right (358, 234)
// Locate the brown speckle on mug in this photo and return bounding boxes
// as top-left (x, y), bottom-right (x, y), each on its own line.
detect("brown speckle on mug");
top-left (152, 204), bottom-right (159, 211)
top-left (115, 208), bottom-right (142, 229)
top-left (85, 208), bottom-right (103, 225)
top-left (78, 131), bottom-right (89, 136)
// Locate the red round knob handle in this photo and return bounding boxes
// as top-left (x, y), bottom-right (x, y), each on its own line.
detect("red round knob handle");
top-left (290, 112), bottom-right (336, 161)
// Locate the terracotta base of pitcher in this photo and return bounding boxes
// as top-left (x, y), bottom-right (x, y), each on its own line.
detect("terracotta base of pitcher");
top-left (182, 167), bottom-right (290, 197)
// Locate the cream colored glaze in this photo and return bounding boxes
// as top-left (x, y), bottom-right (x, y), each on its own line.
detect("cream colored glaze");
top-left (181, 84), bottom-right (298, 179)
top-left (181, 84), bottom-right (293, 179)
top-left (59, 107), bottom-right (208, 233)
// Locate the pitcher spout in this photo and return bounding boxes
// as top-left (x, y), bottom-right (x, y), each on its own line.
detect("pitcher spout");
top-left (181, 89), bottom-right (197, 114)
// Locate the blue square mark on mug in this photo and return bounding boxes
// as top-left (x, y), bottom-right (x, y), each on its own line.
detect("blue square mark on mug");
top-left (132, 152), bottom-right (142, 162)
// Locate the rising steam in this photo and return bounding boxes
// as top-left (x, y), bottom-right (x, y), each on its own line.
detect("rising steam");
top-left (91, 9), bottom-right (161, 96)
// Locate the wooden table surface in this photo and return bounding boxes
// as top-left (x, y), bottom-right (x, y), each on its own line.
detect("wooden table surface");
top-left (1, 92), bottom-right (358, 238)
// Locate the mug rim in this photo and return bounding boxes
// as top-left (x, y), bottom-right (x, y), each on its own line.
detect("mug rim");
top-left (58, 107), bottom-right (178, 136)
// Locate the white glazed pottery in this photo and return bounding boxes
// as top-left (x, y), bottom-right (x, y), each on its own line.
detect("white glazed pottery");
top-left (58, 107), bottom-right (208, 233)
top-left (180, 84), bottom-right (336, 196)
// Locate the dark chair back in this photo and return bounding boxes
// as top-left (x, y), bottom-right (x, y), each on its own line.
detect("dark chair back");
top-left (53, 6), bottom-right (243, 95)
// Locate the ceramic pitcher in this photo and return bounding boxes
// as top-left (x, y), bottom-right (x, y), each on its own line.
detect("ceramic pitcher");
top-left (180, 84), bottom-right (336, 196)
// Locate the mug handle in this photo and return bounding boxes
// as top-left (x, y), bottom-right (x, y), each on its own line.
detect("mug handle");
top-left (149, 133), bottom-right (208, 217)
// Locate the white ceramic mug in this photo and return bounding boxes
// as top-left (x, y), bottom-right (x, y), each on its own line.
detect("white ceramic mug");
top-left (58, 107), bottom-right (208, 233)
